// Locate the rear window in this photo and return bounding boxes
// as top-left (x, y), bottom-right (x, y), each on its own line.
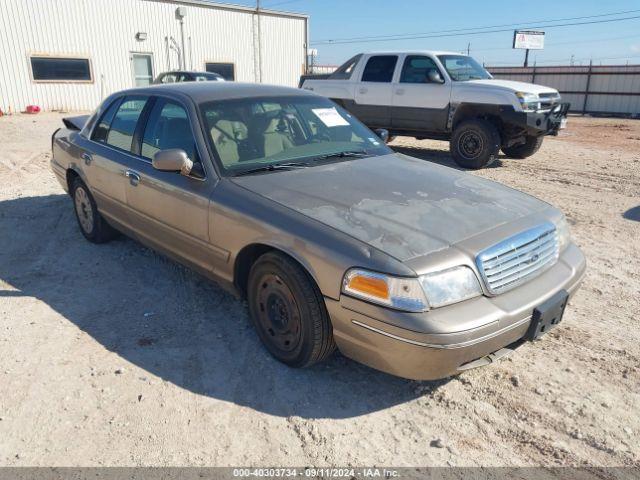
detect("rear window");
top-left (361, 55), bottom-right (398, 83)
top-left (329, 54), bottom-right (362, 80)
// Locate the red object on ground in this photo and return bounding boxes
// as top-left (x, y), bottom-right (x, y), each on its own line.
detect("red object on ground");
top-left (25, 105), bottom-right (41, 114)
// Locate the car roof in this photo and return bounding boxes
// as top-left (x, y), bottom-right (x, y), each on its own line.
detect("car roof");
top-left (360, 50), bottom-right (464, 56)
top-left (121, 81), bottom-right (317, 103)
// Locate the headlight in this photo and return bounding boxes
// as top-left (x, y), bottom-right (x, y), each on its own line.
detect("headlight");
top-left (515, 91), bottom-right (540, 112)
top-left (342, 266), bottom-right (483, 312)
top-left (419, 266), bottom-right (482, 308)
top-left (554, 214), bottom-right (571, 252)
top-left (342, 269), bottom-right (429, 312)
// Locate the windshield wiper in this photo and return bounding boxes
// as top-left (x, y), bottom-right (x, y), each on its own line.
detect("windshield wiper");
top-left (313, 150), bottom-right (370, 161)
top-left (233, 162), bottom-right (310, 176)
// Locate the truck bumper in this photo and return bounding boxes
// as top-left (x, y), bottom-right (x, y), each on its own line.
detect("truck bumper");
top-left (504, 103), bottom-right (571, 137)
top-left (325, 243), bottom-right (586, 380)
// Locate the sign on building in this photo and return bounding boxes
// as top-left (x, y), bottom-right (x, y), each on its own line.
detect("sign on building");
top-left (513, 30), bottom-right (545, 50)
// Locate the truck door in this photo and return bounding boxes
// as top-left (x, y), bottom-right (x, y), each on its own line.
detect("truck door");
top-left (392, 55), bottom-right (451, 133)
top-left (352, 55), bottom-right (398, 128)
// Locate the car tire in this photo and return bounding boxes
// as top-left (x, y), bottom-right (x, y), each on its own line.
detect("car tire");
top-left (450, 119), bottom-right (501, 169)
top-left (502, 135), bottom-right (544, 159)
top-left (247, 251), bottom-right (336, 368)
top-left (71, 177), bottom-right (118, 243)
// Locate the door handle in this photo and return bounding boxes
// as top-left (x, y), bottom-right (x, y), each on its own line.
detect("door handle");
top-left (125, 170), bottom-right (141, 186)
top-left (395, 88), bottom-right (405, 95)
top-left (359, 87), bottom-right (368, 94)
top-left (82, 152), bottom-right (93, 165)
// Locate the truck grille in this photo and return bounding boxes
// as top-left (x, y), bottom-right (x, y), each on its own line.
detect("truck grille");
top-left (476, 223), bottom-right (559, 295)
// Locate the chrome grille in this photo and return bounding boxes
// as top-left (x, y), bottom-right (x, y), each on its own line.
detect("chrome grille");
top-left (476, 223), bottom-right (559, 295)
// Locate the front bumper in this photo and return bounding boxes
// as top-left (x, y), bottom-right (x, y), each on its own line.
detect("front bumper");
top-left (326, 243), bottom-right (586, 380)
top-left (503, 102), bottom-right (571, 137)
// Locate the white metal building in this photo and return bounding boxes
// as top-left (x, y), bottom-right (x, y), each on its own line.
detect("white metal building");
top-left (0, 0), bottom-right (308, 112)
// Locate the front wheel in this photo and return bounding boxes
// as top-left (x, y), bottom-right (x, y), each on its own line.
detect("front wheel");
top-left (247, 252), bottom-right (336, 368)
top-left (450, 119), bottom-right (501, 169)
top-left (502, 135), bottom-right (544, 159)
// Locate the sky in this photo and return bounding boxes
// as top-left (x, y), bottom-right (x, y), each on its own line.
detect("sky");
top-left (225, 0), bottom-right (640, 66)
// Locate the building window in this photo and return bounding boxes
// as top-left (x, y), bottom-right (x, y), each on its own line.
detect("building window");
top-left (30, 56), bottom-right (92, 82)
top-left (132, 53), bottom-right (154, 86)
top-left (205, 62), bottom-right (235, 81)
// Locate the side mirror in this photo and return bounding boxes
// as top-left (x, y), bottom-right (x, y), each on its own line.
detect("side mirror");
top-left (427, 70), bottom-right (445, 84)
top-left (152, 149), bottom-right (193, 176)
top-left (373, 128), bottom-right (390, 143)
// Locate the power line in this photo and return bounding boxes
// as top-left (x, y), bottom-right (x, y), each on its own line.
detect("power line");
top-left (262, 0), bottom-right (305, 7)
top-left (311, 10), bottom-right (640, 45)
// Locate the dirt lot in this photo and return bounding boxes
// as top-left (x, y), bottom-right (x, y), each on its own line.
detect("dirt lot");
top-left (0, 113), bottom-right (639, 467)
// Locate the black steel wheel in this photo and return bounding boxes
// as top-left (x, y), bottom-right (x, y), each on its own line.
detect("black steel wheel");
top-left (450, 119), bottom-right (501, 169)
top-left (247, 252), bottom-right (336, 367)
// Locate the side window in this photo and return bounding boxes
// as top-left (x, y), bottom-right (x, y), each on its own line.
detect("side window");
top-left (141, 99), bottom-right (197, 162)
top-left (91, 99), bottom-right (121, 143)
top-left (105, 97), bottom-right (147, 152)
top-left (329, 54), bottom-right (362, 80)
top-left (400, 56), bottom-right (441, 84)
top-left (361, 55), bottom-right (398, 83)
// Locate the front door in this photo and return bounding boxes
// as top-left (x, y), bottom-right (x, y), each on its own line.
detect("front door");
top-left (392, 55), bottom-right (451, 133)
top-left (123, 97), bottom-right (222, 273)
top-left (352, 55), bottom-right (398, 128)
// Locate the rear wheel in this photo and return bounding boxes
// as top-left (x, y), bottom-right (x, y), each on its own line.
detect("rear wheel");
top-left (71, 177), bottom-right (118, 243)
top-left (502, 135), bottom-right (544, 159)
top-left (450, 119), bottom-right (501, 169)
top-left (247, 252), bottom-right (336, 368)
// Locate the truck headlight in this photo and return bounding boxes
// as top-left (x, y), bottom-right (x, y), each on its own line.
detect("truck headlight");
top-left (419, 266), bottom-right (482, 308)
top-left (554, 215), bottom-right (571, 252)
top-left (342, 266), bottom-right (483, 312)
top-left (515, 91), bottom-right (540, 112)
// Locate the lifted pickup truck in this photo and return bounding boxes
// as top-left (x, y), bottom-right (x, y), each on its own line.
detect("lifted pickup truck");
top-left (300, 51), bottom-right (570, 169)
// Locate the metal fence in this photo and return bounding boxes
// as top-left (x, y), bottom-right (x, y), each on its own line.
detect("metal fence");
top-left (487, 64), bottom-right (640, 116)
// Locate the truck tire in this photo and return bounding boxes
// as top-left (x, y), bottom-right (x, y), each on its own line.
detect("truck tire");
top-left (450, 119), bottom-right (501, 169)
top-left (247, 251), bottom-right (336, 368)
top-left (502, 135), bottom-right (544, 159)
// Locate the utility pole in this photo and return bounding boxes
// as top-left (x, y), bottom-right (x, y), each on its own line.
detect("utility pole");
top-left (467, 42), bottom-right (470, 56)
top-left (523, 48), bottom-right (529, 67)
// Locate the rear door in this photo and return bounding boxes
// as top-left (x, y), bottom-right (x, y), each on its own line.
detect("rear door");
top-left (122, 96), bottom-right (221, 273)
top-left (352, 55), bottom-right (398, 128)
top-left (82, 95), bottom-right (148, 230)
top-left (391, 55), bottom-right (452, 132)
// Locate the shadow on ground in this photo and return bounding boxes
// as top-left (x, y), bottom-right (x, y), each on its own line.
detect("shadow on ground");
top-left (391, 144), bottom-right (505, 170)
top-left (623, 205), bottom-right (640, 222)
top-left (0, 194), bottom-right (447, 419)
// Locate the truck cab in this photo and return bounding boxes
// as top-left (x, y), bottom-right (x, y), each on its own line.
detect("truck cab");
top-left (301, 51), bottom-right (569, 169)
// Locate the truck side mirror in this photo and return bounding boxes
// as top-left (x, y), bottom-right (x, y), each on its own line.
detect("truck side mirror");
top-left (374, 128), bottom-right (390, 143)
top-left (427, 70), bottom-right (445, 84)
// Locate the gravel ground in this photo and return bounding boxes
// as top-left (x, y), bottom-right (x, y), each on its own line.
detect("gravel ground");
top-left (0, 113), bottom-right (639, 467)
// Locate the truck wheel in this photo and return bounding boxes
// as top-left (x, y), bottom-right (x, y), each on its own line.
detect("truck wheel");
top-left (502, 135), bottom-right (544, 159)
top-left (450, 119), bottom-right (501, 169)
top-left (71, 177), bottom-right (118, 243)
top-left (247, 252), bottom-right (336, 368)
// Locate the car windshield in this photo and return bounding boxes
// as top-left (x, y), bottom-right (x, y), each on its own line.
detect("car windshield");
top-left (200, 96), bottom-right (392, 175)
top-left (437, 55), bottom-right (492, 81)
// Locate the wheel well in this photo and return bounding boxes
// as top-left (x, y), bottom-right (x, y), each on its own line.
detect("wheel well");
top-left (234, 244), bottom-right (275, 298)
top-left (452, 105), bottom-right (504, 134)
top-left (234, 244), bottom-right (321, 299)
top-left (66, 169), bottom-right (80, 195)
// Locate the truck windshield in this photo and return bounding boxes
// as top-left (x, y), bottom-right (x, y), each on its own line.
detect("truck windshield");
top-left (200, 96), bottom-right (392, 176)
top-left (437, 55), bottom-right (492, 81)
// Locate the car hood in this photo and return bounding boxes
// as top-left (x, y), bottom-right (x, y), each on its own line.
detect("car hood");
top-left (231, 153), bottom-right (550, 261)
top-left (467, 79), bottom-right (558, 95)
